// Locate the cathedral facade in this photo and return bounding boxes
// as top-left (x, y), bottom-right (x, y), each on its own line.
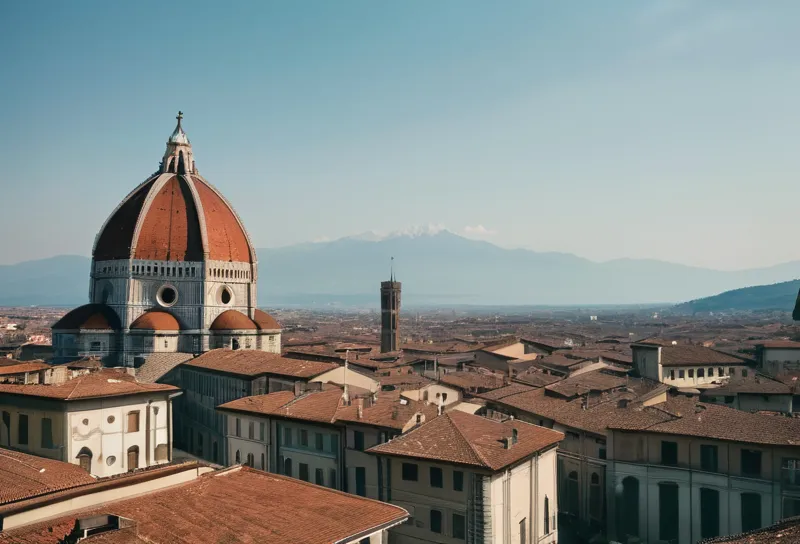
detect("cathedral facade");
top-left (52, 114), bottom-right (280, 366)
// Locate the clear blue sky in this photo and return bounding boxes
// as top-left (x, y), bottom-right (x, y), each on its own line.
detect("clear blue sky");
top-left (1, 1), bottom-right (799, 269)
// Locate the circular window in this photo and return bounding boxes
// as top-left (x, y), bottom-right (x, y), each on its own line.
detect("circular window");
top-left (107, 415), bottom-right (115, 424)
top-left (221, 287), bottom-right (232, 305)
top-left (106, 456), bottom-right (116, 466)
top-left (157, 285), bottom-right (178, 307)
top-left (82, 418), bottom-right (89, 426)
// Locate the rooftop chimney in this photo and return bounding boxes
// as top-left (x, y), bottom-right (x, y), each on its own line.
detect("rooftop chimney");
top-left (357, 405), bottom-right (363, 420)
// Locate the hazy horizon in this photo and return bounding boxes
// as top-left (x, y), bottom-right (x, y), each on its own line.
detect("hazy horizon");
top-left (2, 1), bottom-right (799, 269)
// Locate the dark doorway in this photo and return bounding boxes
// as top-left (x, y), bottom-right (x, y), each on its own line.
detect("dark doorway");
top-left (617, 477), bottom-right (639, 539)
top-left (700, 488), bottom-right (720, 539)
top-left (659, 482), bottom-right (679, 543)
top-left (741, 493), bottom-right (762, 532)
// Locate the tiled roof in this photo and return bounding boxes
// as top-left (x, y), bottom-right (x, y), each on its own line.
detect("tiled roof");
top-left (659, 346), bottom-right (747, 367)
top-left (513, 370), bottom-right (563, 388)
top-left (0, 467), bottom-right (408, 544)
top-left (377, 373), bottom-right (433, 389)
top-left (756, 340), bottom-right (800, 349)
top-left (209, 310), bottom-right (257, 330)
top-left (478, 383), bottom-right (537, 401)
top-left (337, 391), bottom-right (439, 431)
top-left (0, 448), bottom-right (95, 505)
top-left (698, 515), bottom-right (800, 543)
top-left (536, 354), bottom-right (585, 369)
top-left (368, 411), bottom-right (563, 471)
top-left (700, 374), bottom-right (792, 396)
top-left (59, 357), bottom-right (103, 370)
top-left (545, 370), bottom-right (627, 399)
top-left (253, 309), bottom-right (281, 330)
top-left (0, 361), bottom-right (51, 376)
top-left (439, 371), bottom-right (505, 392)
top-left (183, 349), bottom-right (337, 378)
top-left (129, 311), bottom-right (180, 331)
top-left (135, 352), bottom-right (194, 383)
top-left (219, 387), bottom-right (342, 424)
top-left (51, 304), bottom-right (121, 331)
top-left (520, 337), bottom-right (569, 351)
top-left (0, 369), bottom-right (178, 400)
top-left (608, 397), bottom-right (800, 447)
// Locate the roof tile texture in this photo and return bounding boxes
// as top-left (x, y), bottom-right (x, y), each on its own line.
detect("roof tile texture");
top-left (368, 410), bottom-right (563, 470)
top-left (129, 311), bottom-right (180, 331)
top-left (0, 369), bottom-right (178, 401)
top-left (184, 349), bottom-right (337, 378)
top-left (0, 448), bottom-right (95, 505)
top-left (209, 310), bottom-right (257, 330)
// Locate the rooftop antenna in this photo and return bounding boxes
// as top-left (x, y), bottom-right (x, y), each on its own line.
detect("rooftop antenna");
top-left (390, 256), bottom-right (394, 281)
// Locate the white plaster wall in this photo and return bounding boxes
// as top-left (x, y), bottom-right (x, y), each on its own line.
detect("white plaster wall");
top-left (662, 364), bottom-right (746, 387)
top-left (312, 367), bottom-right (379, 392)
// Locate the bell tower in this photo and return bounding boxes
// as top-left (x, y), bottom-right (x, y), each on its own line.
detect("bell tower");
top-left (380, 262), bottom-right (401, 353)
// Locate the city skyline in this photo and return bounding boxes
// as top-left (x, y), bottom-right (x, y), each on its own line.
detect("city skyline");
top-left (2, 1), bottom-right (800, 269)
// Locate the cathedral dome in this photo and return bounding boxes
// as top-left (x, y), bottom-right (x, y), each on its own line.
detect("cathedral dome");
top-left (210, 310), bottom-right (258, 331)
top-left (130, 311), bottom-right (181, 331)
top-left (53, 304), bottom-right (121, 331)
top-left (253, 309), bottom-right (281, 331)
top-left (92, 113), bottom-right (255, 264)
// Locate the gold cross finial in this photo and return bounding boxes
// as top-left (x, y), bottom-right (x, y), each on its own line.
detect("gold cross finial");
top-left (177, 111), bottom-right (183, 121)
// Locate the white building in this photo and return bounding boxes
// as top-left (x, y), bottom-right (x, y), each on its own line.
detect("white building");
top-left (756, 340), bottom-right (800, 377)
top-left (0, 368), bottom-right (180, 477)
top-left (606, 396), bottom-right (800, 544)
top-left (51, 113), bottom-right (281, 367)
top-left (632, 343), bottom-right (750, 388)
top-left (370, 411), bottom-right (563, 544)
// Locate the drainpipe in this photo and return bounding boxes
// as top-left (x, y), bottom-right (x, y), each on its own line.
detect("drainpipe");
top-left (145, 400), bottom-right (152, 466)
top-left (533, 453), bottom-right (539, 543)
top-left (167, 391), bottom-right (182, 462)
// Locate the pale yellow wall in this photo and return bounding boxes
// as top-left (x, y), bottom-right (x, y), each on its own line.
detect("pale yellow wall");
top-left (492, 342), bottom-right (525, 358)
top-left (312, 367), bottom-right (379, 393)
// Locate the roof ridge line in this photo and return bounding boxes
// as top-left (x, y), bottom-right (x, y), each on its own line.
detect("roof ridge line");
top-left (446, 412), bottom-right (492, 468)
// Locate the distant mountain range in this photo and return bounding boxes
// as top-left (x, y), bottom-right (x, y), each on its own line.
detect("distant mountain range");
top-left (673, 279), bottom-right (800, 314)
top-left (3, 231), bottom-right (800, 307)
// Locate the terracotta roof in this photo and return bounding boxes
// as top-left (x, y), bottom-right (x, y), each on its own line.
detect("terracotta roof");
top-left (0, 361), bottom-right (51, 376)
top-left (478, 383), bottom-right (537, 401)
top-left (93, 172), bottom-right (254, 264)
top-left (135, 352), bottom-right (194, 383)
top-left (59, 358), bottom-right (102, 370)
top-left (368, 411), bottom-right (563, 470)
top-left (439, 371), bottom-right (506, 392)
top-left (51, 304), bottom-right (121, 331)
top-left (756, 340), bottom-right (800, 349)
top-left (0, 467), bottom-right (408, 544)
top-left (0, 369), bottom-right (178, 401)
top-left (336, 391), bottom-right (439, 431)
top-left (513, 370), bottom-right (563, 388)
top-left (219, 387), bottom-right (342, 424)
top-left (184, 349), bottom-right (337, 378)
top-left (401, 341), bottom-right (481, 354)
top-left (377, 373), bottom-right (433, 389)
top-left (209, 310), bottom-right (257, 331)
top-left (698, 515), bottom-right (800, 543)
top-left (608, 397), bottom-right (800, 447)
top-left (520, 337), bottom-right (569, 351)
top-left (480, 336), bottom-right (520, 352)
top-left (536, 353), bottom-right (586, 369)
top-left (253, 309), bottom-right (281, 330)
top-left (659, 346), bottom-right (747, 367)
top-left (700, 374), bottom-right (792, 396)
top-left (0, 448), bottom-right (95, 506)
top-left (544, 370), bottom-right (627, 399)
top-left (129, 311), bottom-right (180, 331)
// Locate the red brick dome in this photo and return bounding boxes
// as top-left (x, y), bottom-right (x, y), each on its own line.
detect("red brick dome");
top-left (52, 304), bottom-right (121, 331)
top-left (93, 174), bottom-right (254, 263)
top-left (210, 310), bottom-right (258, 331)
top-left (130, 311), bottom-right (181, 331)
top-left (253, 309), bottom-right (281, 331)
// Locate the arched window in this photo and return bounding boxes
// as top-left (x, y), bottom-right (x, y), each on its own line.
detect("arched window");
top-left (246, 453), bottom-right (255, 467)
top-left (284, 457), bottom-right (292, 476)
top-left (617, 476), bottom-right (640, 539)
top-left (235, 450), bottom-right (241, 464)
top-left (127, 445), bottom-right (139, 470)
top-left (544, 495), bottom-right (550, 534)
top-left (76, 447), bottom-right (93, 473)
top-left (589, 472), bottom-right (602, 520)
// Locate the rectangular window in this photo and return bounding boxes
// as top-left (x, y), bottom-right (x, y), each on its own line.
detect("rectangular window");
top-left (453, 513), bottom-right (466, 540)
top-left (519, 518), bottom-right (526, 544)
top-left (300, 429), bottom-right (308, 447)
top-left (248, 421), bottom-right (254, 440)
top-left (784, 497), bottom-right (800, 518)
top-left (661, 440), bottom-right (678, 466)
top-left (330, 433), bottom-right (339, 454)
top-left (18, 414), bottom-right (29, 445)
top-left (453, 470), bottom-right (464, 492)
top-left (283, 427), bottom-right (292, 446)
top-left (127, 411), bottom-right (140, 433)
top-left (700, 488), bottom-right (720, 539)
top-left (718, 367), bottom-right (724, 377)
top-left (329, 468), bottom-right (337, 489)
top-left (599, 447), bottom-right (607, 460)
top-left (679, 370), bottom-right (685, 379)
top-left (730, 368), bottom-right (736, 376)
top-left (299, 463), bottom-right (309, 481)
top-left (315, 432), bottom-right (323, 451)
top-left (688, 369), bottom-right (695, 378)
top-left (669, 370), bottom-right (675, 380)
top-left (353, 430), bottom-right (365, 451)
top-left (725, 396), bottom-right (735, 404)
top-left (315, 468), bottom-right (324, 485)
top-left (782, 458), bottom-right (800, 487)
top-left (430, 509), bottom-right (442, 534)
top-left (41, 417), bottom-right (53, 449)
top-left (708, 368), bottom-right (714, 377)
top-left (698, 368), bottom-right (705, 378)
top-left (356, 467), bottom-right (366, 496)
top-left (742, 369), bottom-right (749, 377)
top-left (700, 444), bottom-right (719, 472)
top-left (430, 466), bottom-right (443, 488)
top-left (742, 493), bottom-right (762, 532)
top-left (741, 449), bottom-right (762, 478)
top-left (402, 462), bottom-right (418, 481)
top-left (259, 422), bottom-right (265, 441)
top-left (235, 418), bottom-right (241, 437)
